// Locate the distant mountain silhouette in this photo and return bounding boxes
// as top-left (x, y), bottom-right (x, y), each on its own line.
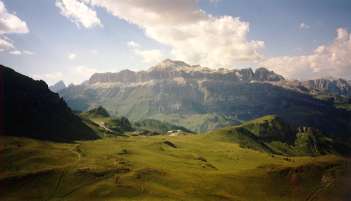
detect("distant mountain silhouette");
top-left (49, 80), bottom-right (66, 92)
top-left (0, 65), bottom-right (99, 142)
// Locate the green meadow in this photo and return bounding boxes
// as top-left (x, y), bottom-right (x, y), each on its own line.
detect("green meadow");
top-left (1, 133), bottom-right (350, 201)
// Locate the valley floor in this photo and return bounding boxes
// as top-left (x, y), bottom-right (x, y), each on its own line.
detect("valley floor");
top-left (0, 135), bottom-right (350, 201)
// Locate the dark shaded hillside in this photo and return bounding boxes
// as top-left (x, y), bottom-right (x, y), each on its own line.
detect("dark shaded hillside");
top-left (0, 65), bottom-right (99, 142)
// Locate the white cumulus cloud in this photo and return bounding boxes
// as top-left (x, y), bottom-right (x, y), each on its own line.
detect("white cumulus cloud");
top-left (74, 65), bottom-right (97, 75)
top-left (56, 0), bottom-right (102, 29)
top-left (32, 65), bottom-right (98, 85)
top-left (127, 41), bottom-right (163, 64)
top-left (9, 50), bottom-right (21, 55)
top-left (84, 0), bottom-right (264, 67)
top-left (23, 50), bottom-right (35, 55)
top-left (0, 0), bottom-right (29, 54)
top-left (0, 35), bottom-right (13, 51)
top-left (31, 72), bottom-right (64, 85)
top-left (261, 28), bottom-right (351, 79)
top-left (0, 0), bottom-right (29, 34)
top-left (68, 53), bottom-right (77, 60)
top-left (299, 22), bottom-right (310, 30)
top-left (90, 49), bottom-right (98, 54)
top-left (7, 49), bottom-right (35, 55)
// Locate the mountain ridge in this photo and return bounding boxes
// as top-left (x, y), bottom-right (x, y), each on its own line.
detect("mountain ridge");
top-left (60, 59), bottom-right (351, 136)
top-left (1, 65), bottom-right (99, 142)
top-left (86, 59), bottom-right (351, 99)
top-left (88, 59), bottom-right (285, 84)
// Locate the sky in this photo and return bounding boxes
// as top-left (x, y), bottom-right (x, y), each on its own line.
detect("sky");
top-left (0, 0), bottom-right (351, 85)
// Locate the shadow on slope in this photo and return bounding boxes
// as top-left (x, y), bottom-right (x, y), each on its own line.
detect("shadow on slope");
top-left (0, 65), bottom-right (99, 142)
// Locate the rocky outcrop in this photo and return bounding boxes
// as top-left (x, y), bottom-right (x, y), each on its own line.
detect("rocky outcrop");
top-left (254, 67), bottom-right (285, 82)
top-left (87, 59), bottom-right (285, 84)
top-left (272, 78), bottom-right (351, 102)
top-left (59, 60), bottom-right (351, 136)
top-left (302, 78), bottom-right (351, 96)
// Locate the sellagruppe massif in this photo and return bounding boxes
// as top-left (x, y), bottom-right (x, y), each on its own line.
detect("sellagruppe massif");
top-left (60, 59), bottom-right (351, 136)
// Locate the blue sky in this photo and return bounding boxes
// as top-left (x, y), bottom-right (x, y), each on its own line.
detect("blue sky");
top-left (1, 0), bottom-right (351, 84)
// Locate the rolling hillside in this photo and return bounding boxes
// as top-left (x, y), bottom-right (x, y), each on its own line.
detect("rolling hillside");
top-left (0, 134), bottom-right (349, 201)
top-left (207, 115), bottom-right (351, 156)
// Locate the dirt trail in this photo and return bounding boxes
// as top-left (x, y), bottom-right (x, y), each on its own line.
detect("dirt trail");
top-left (96, 120), bottom-right (114, 133)
top-left (45, 144), bottom-right (82, 201)
top-left (305, 179), bottom-right (334, 201)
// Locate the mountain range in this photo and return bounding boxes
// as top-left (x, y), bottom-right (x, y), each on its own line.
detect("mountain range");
top-left (1, 63), bottom-right (351, 201)
top-left (59, 59), bottom-right (351, 137)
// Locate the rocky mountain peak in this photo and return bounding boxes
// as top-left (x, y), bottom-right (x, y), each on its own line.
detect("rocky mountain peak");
top-left (254, 67), bottom-right (285, 81)
top-left (49, 80), bottom-right (66, 92)
top-left (303, 78), bottom-right (351, 96)
top-left (151, 59), bottom-right (191, 70)
top-left (87, 60), bottom-right (286, 84)
top-left (237, 68), bottom-right (254, 81)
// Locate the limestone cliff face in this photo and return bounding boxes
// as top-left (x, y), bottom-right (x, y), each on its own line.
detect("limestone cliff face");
top-left (272, 77), bottom-right (351, 101)
top-left (303, 78), bottom-right (351, 96)
top-left (59, 59), bottom-right (351, 135)
top-left (88, 59), bottom-right (285, 84)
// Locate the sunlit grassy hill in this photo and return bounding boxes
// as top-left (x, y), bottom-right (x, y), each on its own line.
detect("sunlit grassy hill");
top-left (207, 115), bottom-right (350, 156)
top-left (0, 134), bottom-right (350, 201)
top-left (1, 114), bottom-right (351, 201)
top-left (80, 106), bottom-right (194, 137)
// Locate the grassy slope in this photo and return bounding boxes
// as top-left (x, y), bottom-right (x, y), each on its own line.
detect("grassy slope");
top-left (206, 115), bottom-right (346, 156)
top-left (81, 112), bottom-right (194, 135)
top-left (134, 119), bottom-right (193, 133)
top-left (151, 113), bottom-right (238, 133)
top-left (0, 135), bottom-right (350, 201)
top-left (79, 114), bottom-right (130, 137)
top-left (335, 103), bottom-right (351, 111)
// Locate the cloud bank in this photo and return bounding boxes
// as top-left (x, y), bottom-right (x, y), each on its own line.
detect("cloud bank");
top-left (0, 35), bottom-right (13, 51)
top-left (0, 1), bottom-right (29, 34)
top-left (32, 65), bottom-right (98, 85)
top-left (127, 41), bottom-right (163, 64)
top-left (83, 0), bottom-right (264, 67)
top-left (261, 28), bottom-right (351, 79)
top-left (0, 0), bottom-right (29, 52)
top-left (56, 0), bottom-right (102, 28)
top-left (53, 1), bottom-right (351, 80)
